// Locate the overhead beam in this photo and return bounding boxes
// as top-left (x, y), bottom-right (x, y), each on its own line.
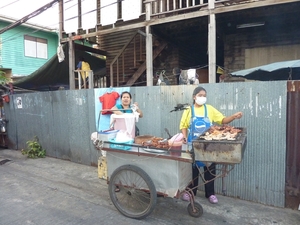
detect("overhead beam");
top-left (74, 43), bottom-right (107, 56)
top-left (60, 0), bottom-right (299, 43)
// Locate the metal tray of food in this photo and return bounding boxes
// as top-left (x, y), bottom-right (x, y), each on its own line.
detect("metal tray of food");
top-left (192, 127), bottom-right (247, 164)
top-left (143, 148), bottom-right (168, 154)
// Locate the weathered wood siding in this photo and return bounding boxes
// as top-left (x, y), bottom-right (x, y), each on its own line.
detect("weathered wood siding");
top-left (224, 26), bottom-right (300, 73)
top-left (0, 20), bottom-right (58, 76)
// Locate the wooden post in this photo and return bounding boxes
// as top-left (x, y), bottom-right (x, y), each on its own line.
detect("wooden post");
top-left (96, 0), bottom-right (100, 24)
top-left (78, 0), bottom-right (82, 29)
top-left (145, 1), bottom-right (153, 86)
top-left (58, 0), bottom-right (64, 40)
top-left (68, 33), bottom-right (75, 90)
top-left (208, 0), bottom-right (216, 83)
top-left (146, 27), bottom-right (153, 86)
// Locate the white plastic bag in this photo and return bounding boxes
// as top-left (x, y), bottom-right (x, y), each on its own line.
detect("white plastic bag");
top-left (57, 44), bottom-right (65, 63)
top-left (115, 130), bottom-right (132, 142)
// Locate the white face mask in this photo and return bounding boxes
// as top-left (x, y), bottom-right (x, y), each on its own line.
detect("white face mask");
top-left (195, 96), bottom-right (207, 105)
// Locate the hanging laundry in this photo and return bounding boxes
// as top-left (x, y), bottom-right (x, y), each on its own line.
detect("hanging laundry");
top-left (99, 91), bottom-right (120, 115)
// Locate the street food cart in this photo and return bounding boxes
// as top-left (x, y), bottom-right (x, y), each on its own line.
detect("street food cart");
top-left (93, 127), bottom-right (247, 219)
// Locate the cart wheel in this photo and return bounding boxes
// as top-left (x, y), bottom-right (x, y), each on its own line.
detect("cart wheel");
top-left (108, 165), bottom-right (157, 219)
top-left (187, 202), bottom-right (203, 218)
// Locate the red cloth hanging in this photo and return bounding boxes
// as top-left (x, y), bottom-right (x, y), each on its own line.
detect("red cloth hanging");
top-left (99, 92), bottom-right (120, 115)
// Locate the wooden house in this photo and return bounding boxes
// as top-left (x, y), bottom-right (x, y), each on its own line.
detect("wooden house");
top-left (59, 0), bottom-right (300, 88)
top-left (0, 15), bottom-right (58, 81)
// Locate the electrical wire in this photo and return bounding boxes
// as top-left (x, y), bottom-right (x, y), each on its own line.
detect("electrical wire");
top-left (116, 64), bottom-right (225, 87)
top-left (1, 1), bottom-right (228, 86)
top-left (0, 0), bottom-right (123, 44)
top-left (0, 0), bottom-right (20, 10)
top-left (65, 0), bottom-right (123, 21)
top-left (10, 63), bottom-right (227, 92)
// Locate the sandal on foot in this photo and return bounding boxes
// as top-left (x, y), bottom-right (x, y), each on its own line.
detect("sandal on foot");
top-left (181, 193), bottom-right (190, 201)
top-left (208, 195), bottom-right (218, 204)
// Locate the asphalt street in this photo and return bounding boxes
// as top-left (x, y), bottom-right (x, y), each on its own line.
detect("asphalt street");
top-left (0, 149), bottom-right (299, 225)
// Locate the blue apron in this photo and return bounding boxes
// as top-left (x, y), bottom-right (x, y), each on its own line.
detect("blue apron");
top-left (188, 105), bottom-right (212, 167)
top-left (187, 104), bottom-right (212, 143)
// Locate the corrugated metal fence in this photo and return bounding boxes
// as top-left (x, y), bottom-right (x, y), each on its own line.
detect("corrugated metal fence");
top-left (4, 81), bottom-right (290, 207)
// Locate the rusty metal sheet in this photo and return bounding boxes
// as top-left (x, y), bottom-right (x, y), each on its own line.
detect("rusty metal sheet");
top-left (286, 80), bottom-right (300, 209)
top-left (193, 128), bottom-right (247, 164)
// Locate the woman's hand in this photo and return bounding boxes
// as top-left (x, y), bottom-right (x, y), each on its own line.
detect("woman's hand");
top-left (181, 129), bottom-right (187, 144)
top-left (133, 102), bottom-right (143, 118)
top-left (133, 102), bottom-right (139, 109)
top-left (233, 112), bottom-right (243, 119)
top-left (111, 106), bottom-right (123, 115)
top-left (222, 111), bottom-right (243, 124)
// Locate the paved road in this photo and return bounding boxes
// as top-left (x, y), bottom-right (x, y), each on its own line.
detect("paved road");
top-left (0, 150), bottom-right (299, 225)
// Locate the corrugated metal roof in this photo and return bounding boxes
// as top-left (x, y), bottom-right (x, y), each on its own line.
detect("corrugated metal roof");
top-left (231, 60), bottom-right (300, 76)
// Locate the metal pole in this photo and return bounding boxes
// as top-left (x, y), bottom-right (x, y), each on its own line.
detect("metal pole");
top-left (208, 0), bottom-right (216, 83)
top-left (222, 164), bottom-right (228, 195)
top-left (58, 0), bottom-right (64, 40)
top-left (145, 1), bottom-right (153, 86)
top-left (68, 33), bottom-right (75, 90)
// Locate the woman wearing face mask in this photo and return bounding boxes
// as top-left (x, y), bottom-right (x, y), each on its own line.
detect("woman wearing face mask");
top-left (180, 86), bottom-right (242, 204)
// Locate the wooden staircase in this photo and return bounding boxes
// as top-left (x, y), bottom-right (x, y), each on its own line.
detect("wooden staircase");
top-left (109, 30), bottom-right (168, 86)
top-left (126, 40), bottom-right (167, 86)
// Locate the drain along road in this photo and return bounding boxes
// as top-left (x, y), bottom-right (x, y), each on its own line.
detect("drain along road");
top-left (0, 149), bottom-right (299, 225)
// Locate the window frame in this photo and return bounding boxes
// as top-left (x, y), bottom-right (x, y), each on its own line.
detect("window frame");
top-left (24, 35), bottom-right (48, 59)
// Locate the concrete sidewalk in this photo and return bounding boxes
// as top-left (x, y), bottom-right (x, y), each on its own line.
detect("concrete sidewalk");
top-left (0, 149), bottom-right (299, 225)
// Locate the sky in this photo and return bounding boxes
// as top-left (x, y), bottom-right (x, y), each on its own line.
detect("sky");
top-left (0, 0), bottom-right (141, 33)
top-left (0, 0), bottom-right (60, 29)
top-left (0, 0), bottom-right (98, 33)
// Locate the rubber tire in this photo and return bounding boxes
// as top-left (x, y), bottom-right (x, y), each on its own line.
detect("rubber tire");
top-left (108, 165), bottom-right (157, 219)
top-left (187, 202), bottom-right (203, 218)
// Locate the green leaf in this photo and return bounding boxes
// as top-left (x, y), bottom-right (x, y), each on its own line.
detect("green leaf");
top-left (23, 136), bottom-right (46, 159)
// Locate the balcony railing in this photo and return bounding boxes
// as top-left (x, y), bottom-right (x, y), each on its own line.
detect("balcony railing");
top-left (150, 0), bottom-right (206, 16)
top-left (75, 70), bottom-right (94, 89)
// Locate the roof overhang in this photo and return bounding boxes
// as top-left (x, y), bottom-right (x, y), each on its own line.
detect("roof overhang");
top-left (0, 14), bottom-right (57, 33)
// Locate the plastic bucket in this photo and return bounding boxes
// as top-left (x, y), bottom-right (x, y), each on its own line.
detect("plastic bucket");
top-left (168, 140), bottom-right (182, 157)
top-left (112, 114), bottom-right (136, 138)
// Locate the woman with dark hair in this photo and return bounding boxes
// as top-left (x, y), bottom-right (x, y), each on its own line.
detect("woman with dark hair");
top-left (111, 91), bottom-right (143, 118)
top-left (180, 86), bottom-right (242, 203)
top-left (111, 91), bottom-right (143, 192)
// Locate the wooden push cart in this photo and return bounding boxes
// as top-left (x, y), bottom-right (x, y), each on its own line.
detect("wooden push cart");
top-left (93, 128), bottom-right (247, 219)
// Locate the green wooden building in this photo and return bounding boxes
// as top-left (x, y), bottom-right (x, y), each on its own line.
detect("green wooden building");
top-left (0, 15), bottom-right (58, 80)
